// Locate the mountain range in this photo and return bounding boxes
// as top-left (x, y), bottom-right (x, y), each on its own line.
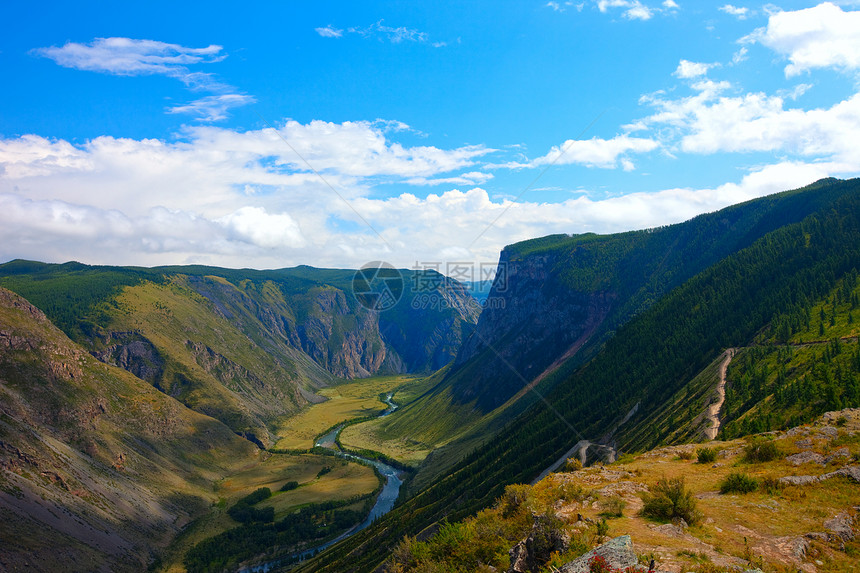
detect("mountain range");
top-left (1, 177), bottom-right (859, 572)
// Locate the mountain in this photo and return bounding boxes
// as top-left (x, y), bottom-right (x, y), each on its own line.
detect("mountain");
top-left (353, 178), bottom-right (860, 494)
top-left (300, 177), bottom-right (860, 573)
top-left (451, 177), bottom-right (860, 413)
top-left (0, 263), bottom-right (479, 448)
top-left (0, 287), bottom-right (259, 572)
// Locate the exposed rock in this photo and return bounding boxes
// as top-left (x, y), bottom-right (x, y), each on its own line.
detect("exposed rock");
top-left (817, 426), bottom-right (839, 440)
top-left (779, 466), bottom-right (860, 486)
top-left (823, 447), bottom-right (850, 464)
top-left (506, 513), bottom-right (570, 573)
top-left (786, 451), bottom-right (825, 466)
top-left (779, 475), bottom-right (821, 486)
top-left (559, 535), bottom-right (641, 573)
top-left (93, 331), bottom-right (164, 383)
top-left (823, 513), bottom-right (854, 543)
top-left (795, 438), bottom-right (814, 448)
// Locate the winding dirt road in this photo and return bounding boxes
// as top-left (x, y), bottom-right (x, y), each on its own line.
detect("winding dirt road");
top-left (705, 348), bottom-right (735, 440)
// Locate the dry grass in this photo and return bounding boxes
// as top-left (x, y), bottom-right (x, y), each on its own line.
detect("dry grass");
top-left (539, 412), bottom-right (860, 573)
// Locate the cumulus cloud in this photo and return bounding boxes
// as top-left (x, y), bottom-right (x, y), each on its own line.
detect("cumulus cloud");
top-left (719, 4), bottom-right (750, 19)
top-left (674, 59), bottom-right (719, 78)
top-left (634, 79), bottom-right (860, 165)
top-left (526, 135), bottom-right (659, 169)
top-left (746, 2), bottom-right (860, 76)
top-left (33, 37), bottom-right (251, 120)
top-left (2, 158), bottom-right (838, 270)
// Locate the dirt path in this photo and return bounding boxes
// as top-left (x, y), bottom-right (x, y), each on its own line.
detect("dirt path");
top-left (705, 348), bottom-right (735, 440)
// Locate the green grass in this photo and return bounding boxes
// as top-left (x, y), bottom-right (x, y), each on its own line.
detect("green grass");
top-left (273, 375), bottom-right (418, 450)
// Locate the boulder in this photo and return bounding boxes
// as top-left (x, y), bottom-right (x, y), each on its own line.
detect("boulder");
top-left (559, 535), bottom-right (640, 572)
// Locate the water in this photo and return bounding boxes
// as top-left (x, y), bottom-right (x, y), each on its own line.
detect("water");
top-left (241, 395), bottom-right (403, 572)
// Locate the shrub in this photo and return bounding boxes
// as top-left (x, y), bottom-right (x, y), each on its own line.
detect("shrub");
top-left (280, 480), bottom-right (299, 492)
top-left (499, 484), bottom-right (534, 518)
top-left (719, 472), bottom-right (758, 494)
top-left (679, 450), bottom-right (694, 461)
top-left (760, 476), bottom-right (783, 495)
top-left (600, 495), bottom-right (626, 518)
top-left (696, 447), bottom-right (718, 464)
top-left (641, 477), bottom-right (701, 526)
top-left (743, 438), bottom-right (780, 462)
top-left (317, 466), bottom-right (332, 477)
top-left (563, 457), bottom-right (583, 472)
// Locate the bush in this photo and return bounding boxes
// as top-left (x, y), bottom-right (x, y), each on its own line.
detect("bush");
top-left (743, 438), bottom-right (780, 463)
top-left (719, 472), bottom-right (758, 494)
top-left (678, 450), bottom-right (694, 461)
top-left (563, 457), bottom-right (583, 472)
top-left (280, 481), bottom-right (299, 492)
top-left (696, 447), bottom-right (718, 464)
top-left (641, 477), bottom-right (701, 526)
top-left (600, 495), bottom-right (626, 518)
top-left (760, 476), bottom-right (783, 495)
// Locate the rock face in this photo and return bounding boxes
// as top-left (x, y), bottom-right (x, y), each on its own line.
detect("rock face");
top-left (451, 245), bottom-right (614, 411)
top-left (92, 331), bottom-right (164, 383)
top-left (558, 535), bottom-right (640, 572)
top-left (507, 513), bottom-right (570, 573)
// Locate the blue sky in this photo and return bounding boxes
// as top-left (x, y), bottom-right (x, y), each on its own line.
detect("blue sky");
top-left (2, 1), bottom-right (860, 272)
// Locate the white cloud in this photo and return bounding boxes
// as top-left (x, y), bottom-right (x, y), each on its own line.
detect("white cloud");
top-left (528, 135), bottom-right (659, 169)
top-left (636, 80), bottom-right (860, 165)
top-left (33, 37), bottom-right (251, 121)
top-left (674, 59), bottom-right (719, 78)
top-left (3, 159), bottom-right (836, 270)
top-left (747, 2), bottom-right (860, 76)
top-left (405, 172), bottom-right (494, 186)
top-left (719, 4), bottom-right (750, 19)
top-left (315, 26), bottom-right (343, 38)
top-left (663, 0), bottom-right (679, 9)
top-left (167, 94), bottom-right (257, 122)
top-left (218, 206), bottom-right (306, 248)
top-left (596, 0), bottom-right (661, 20)
top-left (32, 37), bottom-right (225, 80)
top-left (348, 20), bottom-right (428, 43)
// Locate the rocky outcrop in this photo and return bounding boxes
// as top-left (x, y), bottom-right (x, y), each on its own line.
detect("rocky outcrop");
top-left (507, 513), bottom-right (570, 573)
top-left (558, 535), bottom-right (644, 572)
top-left (92, 331), bottom-right (164, 383)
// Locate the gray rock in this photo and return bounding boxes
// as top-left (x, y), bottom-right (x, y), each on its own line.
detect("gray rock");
top-left (837, 466), bottom-right (860, 481)
top-left (559, 535), bottom-right (639, 573)
top-left (824, 513), bottom-right (855, 543)
top-left (823, 447), bottom-right (850, 464)
top-left (785, 451), bottom-right (825, 466)
top-left (818, 426), bottom-right (839, 439)
top-left (779, 475), bottom-right (821, 486)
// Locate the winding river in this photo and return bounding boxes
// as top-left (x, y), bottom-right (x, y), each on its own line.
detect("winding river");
top-left (240, 394), bottom-right (403, 572)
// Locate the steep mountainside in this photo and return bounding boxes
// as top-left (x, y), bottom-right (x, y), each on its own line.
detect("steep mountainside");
top-left (0, 287), bottom-right (259, 572)
top-left (301, 178), bottom-right (860, 573)
top-left (0, 263), bottom-right (479, 447)
top-left (450, 178), bottom-right (859, 413)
